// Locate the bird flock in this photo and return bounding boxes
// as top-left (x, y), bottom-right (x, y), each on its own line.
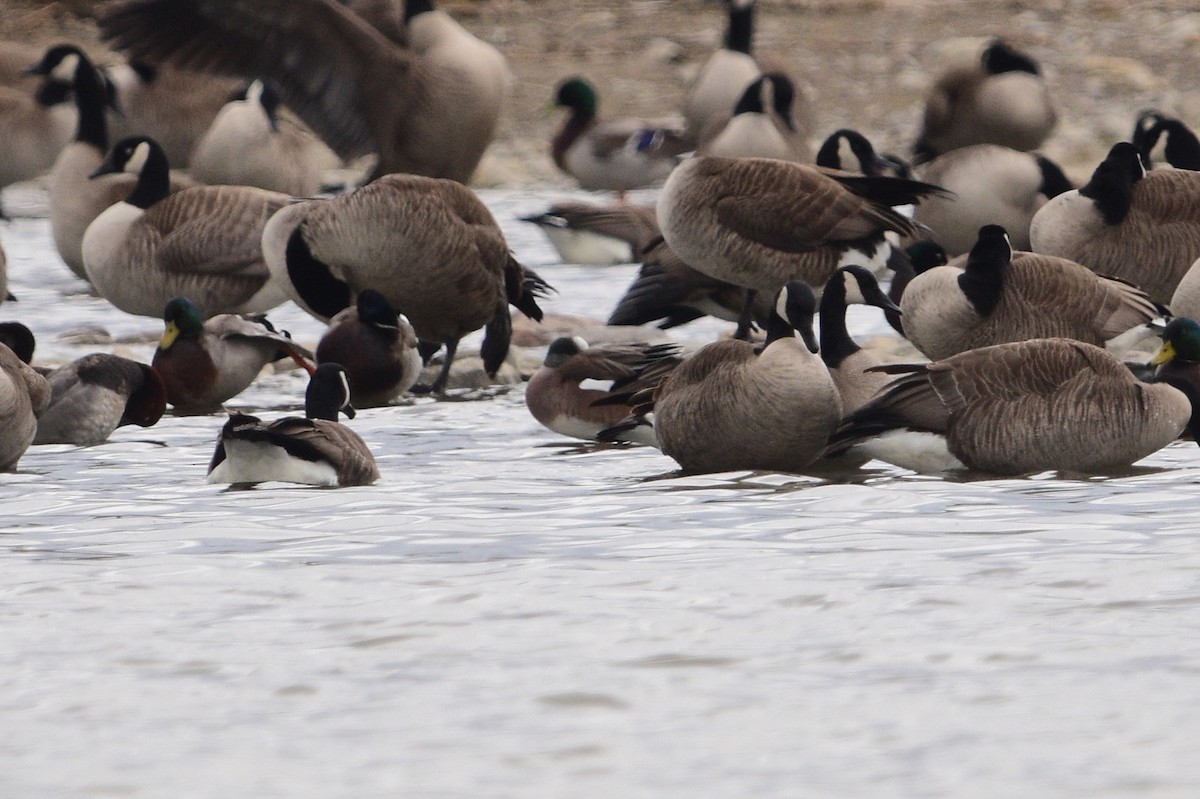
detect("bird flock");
top-left (0, 0), bottom-right (1199, 487)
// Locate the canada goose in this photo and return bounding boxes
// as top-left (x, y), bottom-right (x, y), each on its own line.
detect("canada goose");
top-left (0, 53), bottom-right (76, 211)
top-left (819, 265), bottom-right (904, 414)
top-left (100, 0), bottom-right (512, 183)
top-left (912, 144), bottom-right (1073, 255)
top-left (32, 353), bottom-right (166, 445)
top-left (315, 289), bottom-right (422, 407)
top-left (551, 77), bottom-right (686, 197)
top-left (1029, 141), bottom-right (1200, 306)
top-left (102, 59), bottom-right (239, 169)
top-left (525, 337), bottom-right (681, 442)
top-left (914, 39), bottom-right (1057, 162)
top-left (656, 155), bottom-right (944, 336)
top-left (0, 341), bottom-right (50, 471)
top-left (607, 235), bottom-right (772, 330)
top-left (35, 44), bottom-right (198, 281)
top-left (261, 173), bottom-right (551, 394)
top-left (900, 225), bottom-right (1160, 361)
top-left (884, 239), bottom-right (949, 334)
top-left (207, 362), bottom-right (380, 487)
top-left (682, 0), bottom-right (762, 147)
top-left (815, 128), bottom-right (911, 178)
top-left (152, 297), bottom-right (314, 415)
top-left (81, 136), bottom-right (292, 318)
top-left (1132, 110), bottom-right (1200, 170)
top-left (618, 281), bottom-right (842, 473)
top-left (829, 337), bottom-right (1195, 475)
top-left (189, 79), bottom-right (335, 197)
top-left (700, 72), bottom-right (812, 162)
top-left (520, 201), bottom-right (659, 266)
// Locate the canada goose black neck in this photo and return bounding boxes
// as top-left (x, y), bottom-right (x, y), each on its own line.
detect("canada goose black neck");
top-left (1079, 142), bottom-right (1144, 226)
top-left (818, 272), bottom-right (860, 369)
top-left (725, 0), bottom-right (755, 54)
top-left (285, 226), bottom-right (352, 319)
top-left (816, 129), bottom-right (878, 175)
top-left (1158, 118), bottom-right (1200, 170)
top-left (0, 322), bottom-right (35, 365)
top-left (306, 363), bottom-right (355, 422)
top-left (733, 73), bottom-right (795, 131)
top-left (982, 41), bottom-right (1040, 76)
top-left (1036, 155), bottom-right (1073, 198)
top-left (957, 225), bottom-right (1011, 317)
top-left (404, 0), bottom-right (435, 23)
top-left (119, 138), bottom-right (171, 209)
top-left (762, 281), bottom-right (818, 352)
top-left (73, 53), bottom-right (111, 151)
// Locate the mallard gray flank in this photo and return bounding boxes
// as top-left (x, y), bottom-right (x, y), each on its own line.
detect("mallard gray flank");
top-left (829, 338), bottom-right (1193, 475)
top-left (81, 136), bottom-right (292, 318)
top-left (262, 173), bottom-right (551, 394)
top-left (1029, 141), bottom-right (1200, 306)
top-left (914, 39), bottom-right (1057, 161)
top-left (33, 353), bottom-right (166, 445)
top-left (901, 225), bottom-right (1160, 361)
top-left (99, 0), bottom-right (511, 183)
top-left (207, 362), bottom-right (379, 487)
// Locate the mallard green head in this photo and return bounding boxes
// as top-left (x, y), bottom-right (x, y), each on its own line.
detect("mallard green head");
top-left (1152, 317), bottom-right (1200, 365)
top-left (159, 297), bottom-right (205, 350)
top-left (554, 77), bottom-right (598, 116)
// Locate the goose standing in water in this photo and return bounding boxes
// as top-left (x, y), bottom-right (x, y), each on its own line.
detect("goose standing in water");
top-left (100, 0), bottom-right (511, 183)
top-left (33, 354), bottom-right (167, 445)
top-left (262, 173), bottom-right (551, 394)
top-left (914, 39), bottom-right (1057, 162)
top-left (81, 136), bottom-right (292, 318)
top-left (207, 362), bottom-right (380, 487)
top-left (1029, 141), bottom-right (1200, 306)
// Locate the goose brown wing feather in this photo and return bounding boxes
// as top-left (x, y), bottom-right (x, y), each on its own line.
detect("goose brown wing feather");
top-left (100, 0), bottom-right (400, 159)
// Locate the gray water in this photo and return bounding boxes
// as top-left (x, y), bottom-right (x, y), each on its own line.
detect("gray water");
top-left (2, 185), bottom-right (1199, 798)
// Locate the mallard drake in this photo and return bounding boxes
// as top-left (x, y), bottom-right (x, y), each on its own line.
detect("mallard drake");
top-left (818, 265), bottom-right (904, 415)
top-left (551, 77), bottom-right (685, 197)
top-left (33, 353), bottom-right (166, 445)
top-left (152, 297), bottom-right (314, 415)
top-left (913, 144), bottom-right (1073, 255)
top-left (316, 289), bottom-right (422, 408)
top-left (1151, 318), bottom-right (1200, 397)
top-left (829, 337), bottom-right (1195, 475)
top-left (207, 362), bottom-right (380, 487)
top-left (520, 201), bottom-right (659, 266)
top-left (525, 337), bottom-right (680, 442)
top-left (100, 0), bottom-right (512, 183)
top-left (656, 155), bottom-right (944, 336)
top-left (1029, 141), bottom-right (1200, 306)
top-left (34, 45), bottom-right (197, 281)
top-left (1132, 110), bottom-right (1200, 170)
top-left (189, 79), bottom-right (335, 197)
top-left (683, 0), bottom-right (762, 147)
top-left (81, 136), bottom-right (292, 318)
top-left (609, 281), bottom-right (842, 473)
top-left (914, 39), bottom-right (1057, 162)
top-left (700, 72), bottom-right (812, 162)
top-left (0, 341), bottom-right (50, 471)
top-left (262, 173), bottom-right (551, 394)
top-left (900, 225), bottom-right (1160, 361)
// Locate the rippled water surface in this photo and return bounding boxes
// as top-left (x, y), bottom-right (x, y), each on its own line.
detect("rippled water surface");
top-left (3, 186), bottom-right (1199, 798)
